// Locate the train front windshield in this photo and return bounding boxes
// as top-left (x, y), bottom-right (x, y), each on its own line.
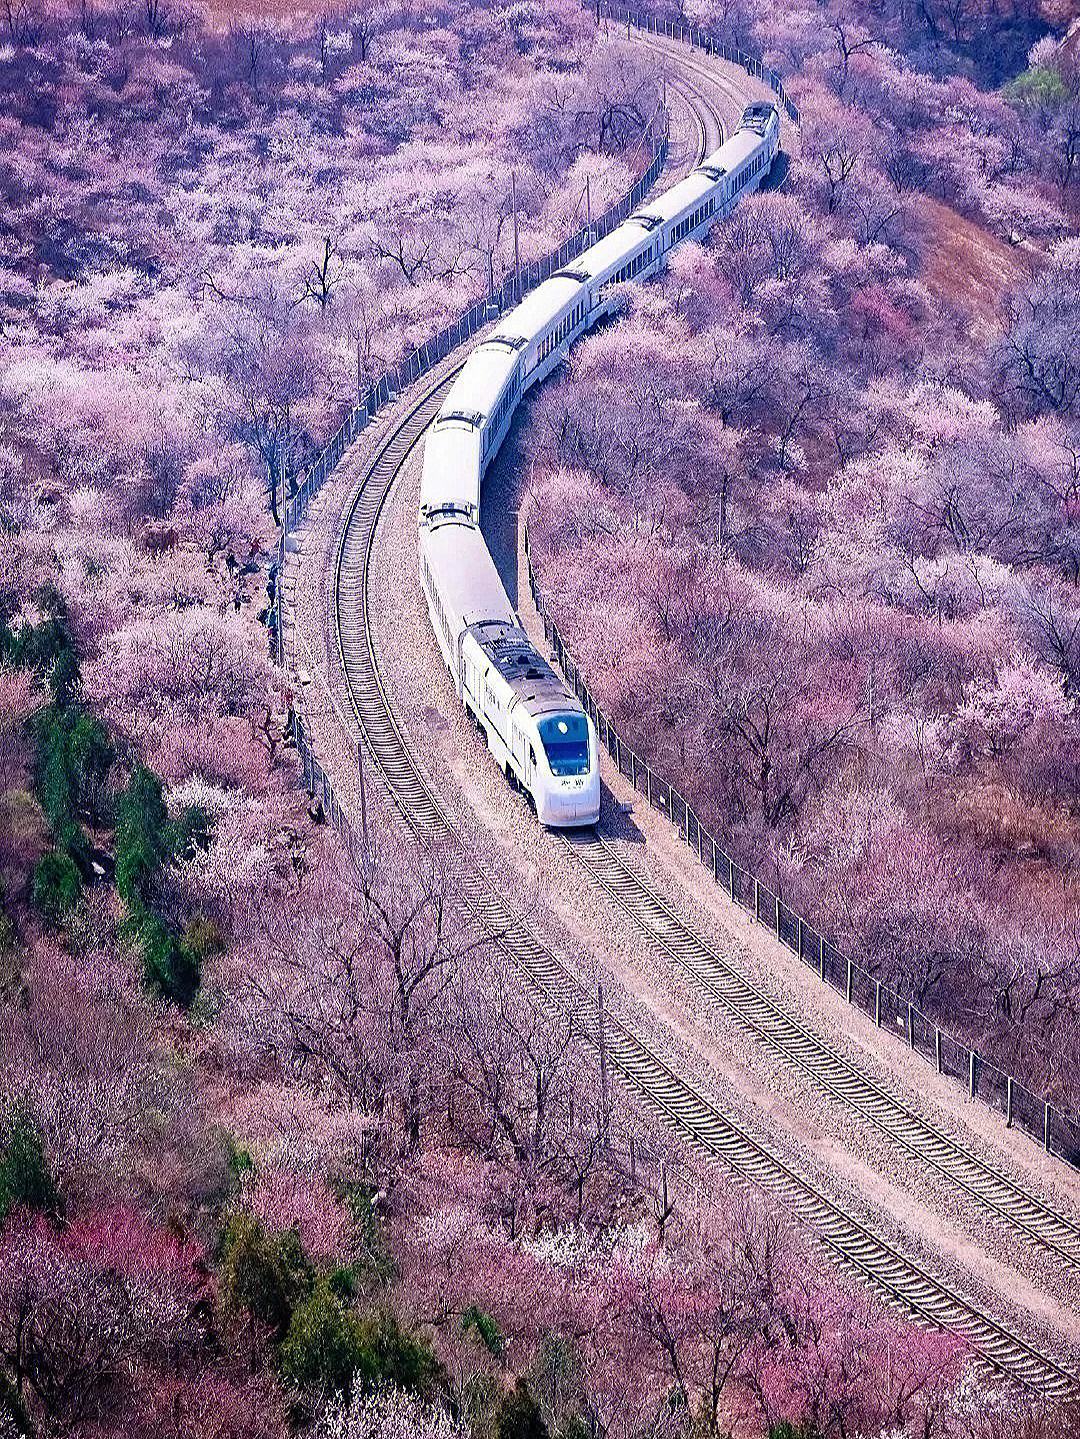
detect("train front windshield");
top-left (538, 713), bottom-right (590, 776)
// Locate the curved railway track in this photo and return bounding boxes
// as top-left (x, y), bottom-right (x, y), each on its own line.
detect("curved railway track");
top-left (561, 830), bottom-right (1080, 1267)
top-left (669, 77), bottom-right (724, 163)
top-left (330, 370), bottom-right (1079, 1398)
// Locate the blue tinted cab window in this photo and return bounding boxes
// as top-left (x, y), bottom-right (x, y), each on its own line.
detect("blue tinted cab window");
top-left (537, 714), bottom-right (590, 776)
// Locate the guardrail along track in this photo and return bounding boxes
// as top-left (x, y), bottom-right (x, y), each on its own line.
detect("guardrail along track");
top-left (562, 830), bottom-right (1080, 1269)
top-left (328, 376), bottom-right (1079, 1399)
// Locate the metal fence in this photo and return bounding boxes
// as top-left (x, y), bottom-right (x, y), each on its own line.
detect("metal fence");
top-left (522, 527), bottom-right (1080, 1171)
top-left (593, 1), bottom-right (800, 127)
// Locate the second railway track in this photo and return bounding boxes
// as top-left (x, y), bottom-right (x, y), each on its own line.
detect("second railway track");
top-left (328, 367), bottom-right (1079, 1398)
top-left (561, 829), bottom-right (1080, 1270)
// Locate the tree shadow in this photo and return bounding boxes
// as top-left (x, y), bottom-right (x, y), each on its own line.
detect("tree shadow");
top-left (761, 151), bottom-right (791, 192)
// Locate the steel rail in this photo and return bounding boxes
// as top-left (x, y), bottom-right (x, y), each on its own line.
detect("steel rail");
top-left (561, 830), bottom-right (1080, 1267)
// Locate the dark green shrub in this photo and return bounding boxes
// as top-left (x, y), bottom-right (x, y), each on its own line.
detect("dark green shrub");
top-left (769, 1425), bottom-right (823, 1439)
top-left (169, 804), bottom-right (211, 860)
top-left (352, 1309), bottom-right (442, 1396)
top-left (279, 1293), bottom-right (441, 1400)
top-left (34, 708), bottom-right (76, 836)
top-left (31, 849), bottom-right (82, 924)
top-left (0, 1369), bottom-right (31, 1437)
top-left (219, 1214), bottom-right (312, 1338)
top-left (462, 1304), bottom-right (504, 1356)
top-left (64, 710), bottom-right (113, 825)
top-left (47, 644), bottom-right (80, 705)
top-left (8, 585), bottom-right (75, 680)
top-left (494, 1379), bottom-right (549, 1439)
top-left (0, 1109), bottom-right (59, 1221)
top-left (222, 1132), bottom-right (254, 1185)
top-left (31, 701), bottom-right (113, 851)
top-left (115, 765), bottom-right (171, 908)
top-left (139, 911), bottom-right (200, 1006)
top-left (278, 1283), bottom-right (366, 1395)
top-left (114, 768), bottom-right (214, 1006)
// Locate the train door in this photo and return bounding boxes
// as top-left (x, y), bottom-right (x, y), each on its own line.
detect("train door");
top-left (460, 647), bottom-right (477, 713)
top-left (512, 720), bottom-right (532, 787)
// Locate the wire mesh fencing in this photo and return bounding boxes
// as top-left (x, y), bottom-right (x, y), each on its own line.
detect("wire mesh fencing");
top-left (522, 525), bottom-right (1080, 1171)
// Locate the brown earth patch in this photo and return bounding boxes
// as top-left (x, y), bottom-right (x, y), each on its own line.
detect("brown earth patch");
top-left (913, 194), bottom-right (1033, 324)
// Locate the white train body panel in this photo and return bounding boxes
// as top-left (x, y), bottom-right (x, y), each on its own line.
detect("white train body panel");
top-left (416, 103), bottom-right (782, 829)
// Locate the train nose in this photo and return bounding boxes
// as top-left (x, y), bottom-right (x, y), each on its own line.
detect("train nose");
top-left (540, 774), bottom-right (601, 828)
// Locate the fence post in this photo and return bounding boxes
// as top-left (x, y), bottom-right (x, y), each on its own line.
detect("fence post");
top-left (969, 1051), bottom-right (977, 1100)
top-left (1044, 1103), bottom-right (1052, 1152)
top-left (845, 957), bottom-right (852, 1003)
top-left (729, 857), bottom-right (736, 903)
top-left (935, 1027), bottom-right (942, 1074)
top-left (752, 876), bottom-right (758, 922)
top-left (874, 981), bottom-right (881, 1027)
top-left (657, 1160), bottom-right (669, 1246)
top-left (1006, 1076), bottom-right (1014, 1127)
top-left (598, 983), bottom-right (609, 1147)
top-left (818, 942), bottom-right (825, 982)
top-left (774, 891), bottom-right (779, 938)
top-left (906, 1002), bottom-right (914, 1049)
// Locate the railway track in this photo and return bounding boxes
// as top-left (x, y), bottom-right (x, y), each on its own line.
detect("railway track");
top-left (639, 25), bottom-right (796, 153)
top-left (668, 77), bottom-right (724, 163)
top-left (562, 830), bottom-right (1080, 1268)
top-left (329, 370), bottom-right (1079, 1397)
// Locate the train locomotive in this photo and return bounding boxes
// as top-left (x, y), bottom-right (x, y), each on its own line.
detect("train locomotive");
top-left (418, 101), bottom-right (781, 828)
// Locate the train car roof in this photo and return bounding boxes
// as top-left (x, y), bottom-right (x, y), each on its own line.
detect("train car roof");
top-left (420, 425), bottom-right (481, 516)
top-left (420, 522), bottom-right (516, 629)
top-left (440, 339), bottom-right (521, 421)
top-left (633, 167), bottom-right (719, 224)
top-left (492, 274), bottom-right (586, 343)
top-left (710, 129), bottom-right (763, 171)
top-left (473, 626), bottom-right (582, 718)
top-left (576, 220), bottom-right (652, 280)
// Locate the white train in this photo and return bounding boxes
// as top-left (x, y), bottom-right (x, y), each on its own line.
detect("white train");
top-left (418, 102), bottom-right (781, 828)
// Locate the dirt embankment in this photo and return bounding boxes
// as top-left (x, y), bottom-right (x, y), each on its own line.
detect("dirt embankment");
top-left (914, 195), bottom-right (1031, 323)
